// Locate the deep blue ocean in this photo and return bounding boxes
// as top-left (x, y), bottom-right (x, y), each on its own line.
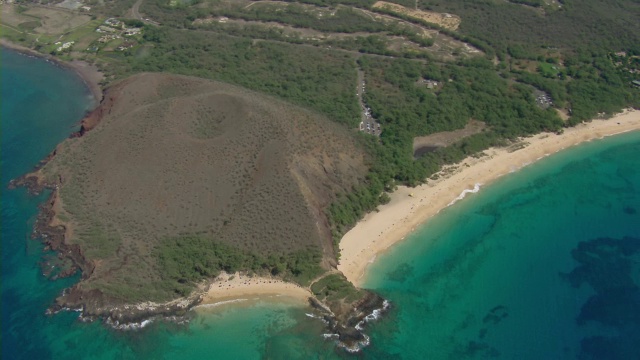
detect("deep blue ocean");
top-left (2, 47), bottom-right (639, 359)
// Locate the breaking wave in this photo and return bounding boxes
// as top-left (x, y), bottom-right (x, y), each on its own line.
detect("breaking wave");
top-left (106, 318), bottom-right (154, 330)
top-left (448, 183), bottom-right (482, 206)
top-left (334, 300), bottom-right (390, 353)
top-left (193, 298), bottom-right (248, 309)
top-left (355, 300), bottom-right (390, 331)
top-left (339, 334), bottom-right (371, 353)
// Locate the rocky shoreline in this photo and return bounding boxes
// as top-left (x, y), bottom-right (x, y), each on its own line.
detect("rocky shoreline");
top-left (5, 86), bottom-right (209, 327)
top-left (309, 292), bottom-right (389, 352)
top-left (9, 150), bottom-right (213, 328)
top-left (10, 160), bottom-right (389, 352)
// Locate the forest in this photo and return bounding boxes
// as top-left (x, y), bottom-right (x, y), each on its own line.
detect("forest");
top-left (126, 28), bottom-right (361, 127)
top-left (326, 48), bottom-right (639, 243)
top-left (417, 0), bottom-right (640, 59)
top-left (156, 236), bottom-right (323, 296)
top-left (214, 5), bottom-right (388, 34)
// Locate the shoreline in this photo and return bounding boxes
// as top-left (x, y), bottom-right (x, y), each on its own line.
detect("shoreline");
top-left (338, 109), bottom-right (640, 287)
top-left (198, 272), bottom-right (313, 307)
top-left (5, 38), bottom-right (639, 333)
top-left (1, 39), bottom-right (104, 104)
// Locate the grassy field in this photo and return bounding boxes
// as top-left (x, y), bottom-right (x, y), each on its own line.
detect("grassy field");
top-left (41, 73), bottom-right (368, 301)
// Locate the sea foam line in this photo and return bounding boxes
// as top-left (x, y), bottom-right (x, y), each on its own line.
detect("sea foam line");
top-left (106, 318), bottom-right (154, 330)
top-left (306, 312), bottom-right (330, 325)
top-left (339, 334), bottom-right (371, 353)
top-left (447, 183), bottom-right (482, 207)
top-left (193, 298), bottom-right (248, 309)
top-left (354, 300), bottom-right (390, 331)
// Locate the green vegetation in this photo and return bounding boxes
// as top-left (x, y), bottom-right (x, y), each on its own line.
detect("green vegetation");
top-left (158, 236), bottom-right (323, 296)
top-left (215, 5), bottom-right (387, 34)
top-left (311, 273), bottom-right (363, 302)
top-left (127, 28), bottom-right (360, 126)
top-left (4, 0), bottom-right (640, 306)
top-left (507, 0), bottom-right (545, 8)
top-left (38, 73), bottom-right (366, 303)
top-left (281, 0), bottom-right (419, 7)
top-left (418, 0), bottom-right (640, 58)
top-left (371, 5), bottom-right (495, 57)
top-left (327, 55), bottom-right (569, 242)
top-left (17, 20), bottom-right (41, 31)
top-left (538, 62), bottom-right (560, 78)
top-left (326, 45), bottom-right (640, 240)
top-left (1, 24), bottom-right (27, 45)
top-left (279, 0), bottom-right (376, 8)
top-left (99, 0), bottom-right (138, 17)
top-left (321, 0), bottom-right (640, 243)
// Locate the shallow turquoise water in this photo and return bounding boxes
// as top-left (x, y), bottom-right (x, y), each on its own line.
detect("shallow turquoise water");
top-left (2, 48), bottom-right (97, 359)
top-left (1, 48), bottom-right (325, 360)
top-left (362, 131), bottom-right (640, 359)
top-left (3, 47), bottom-right (640, 359)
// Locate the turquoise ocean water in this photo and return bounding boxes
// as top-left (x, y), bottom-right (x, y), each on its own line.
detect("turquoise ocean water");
top-left (362, 130), bottom-right (640, 359)
top-left (2, 48), bottom-right (639, 359)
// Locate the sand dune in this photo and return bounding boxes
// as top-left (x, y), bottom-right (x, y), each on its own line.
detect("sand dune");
top-left (338, 109), bottom-right (640, 286)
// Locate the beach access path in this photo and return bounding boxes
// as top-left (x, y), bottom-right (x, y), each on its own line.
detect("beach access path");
top-left (338, 109), bottom-right (640, 286)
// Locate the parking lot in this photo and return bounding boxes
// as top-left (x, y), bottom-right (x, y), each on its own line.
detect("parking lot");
top-left (356, 70), bottom-right (381, 136)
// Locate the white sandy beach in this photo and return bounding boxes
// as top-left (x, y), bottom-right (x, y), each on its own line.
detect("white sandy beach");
top-left (199, 272), bottom-right (313, 307)
top-left (338, 109), bottom-right (640, 286)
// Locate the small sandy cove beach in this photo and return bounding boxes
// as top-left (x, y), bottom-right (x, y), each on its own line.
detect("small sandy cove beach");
top-left (199, 272), bottom-right (312, 307)
top-left (338, 109), bottom-right (640, 286)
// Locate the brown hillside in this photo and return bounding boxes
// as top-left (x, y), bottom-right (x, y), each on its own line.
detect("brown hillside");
top-left (41, 73), bottom-right (368, 302)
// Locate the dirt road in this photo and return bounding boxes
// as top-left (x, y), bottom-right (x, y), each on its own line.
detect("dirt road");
top-left (131, 0), bottom-right (160, 25)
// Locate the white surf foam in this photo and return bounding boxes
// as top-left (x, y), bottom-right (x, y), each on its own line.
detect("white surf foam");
top-left (109, 318), bottom-right (154, 330)
top-left (447, 183), bottom-right (482, 206)
top-left (193, 298), bottom-right (248, 309)
top-left (339, 334), bottom-right (371, 353)
top-left (355, 300), bottom-right (390, 331)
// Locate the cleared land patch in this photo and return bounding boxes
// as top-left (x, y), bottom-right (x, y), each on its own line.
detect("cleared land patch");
top-left (40, 73), bottom-right (368, 302)
top-left (191, 8), bottom-right (475, 60)
top-left (413, 119), bottom-right (487, 157)
top-left (193, 17), bottom-right (378, 40)
top-left (372, 1), bottom-right (461, 30)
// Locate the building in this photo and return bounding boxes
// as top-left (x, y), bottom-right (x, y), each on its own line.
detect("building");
top-left (124, 28), bottom-right (141, 36)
